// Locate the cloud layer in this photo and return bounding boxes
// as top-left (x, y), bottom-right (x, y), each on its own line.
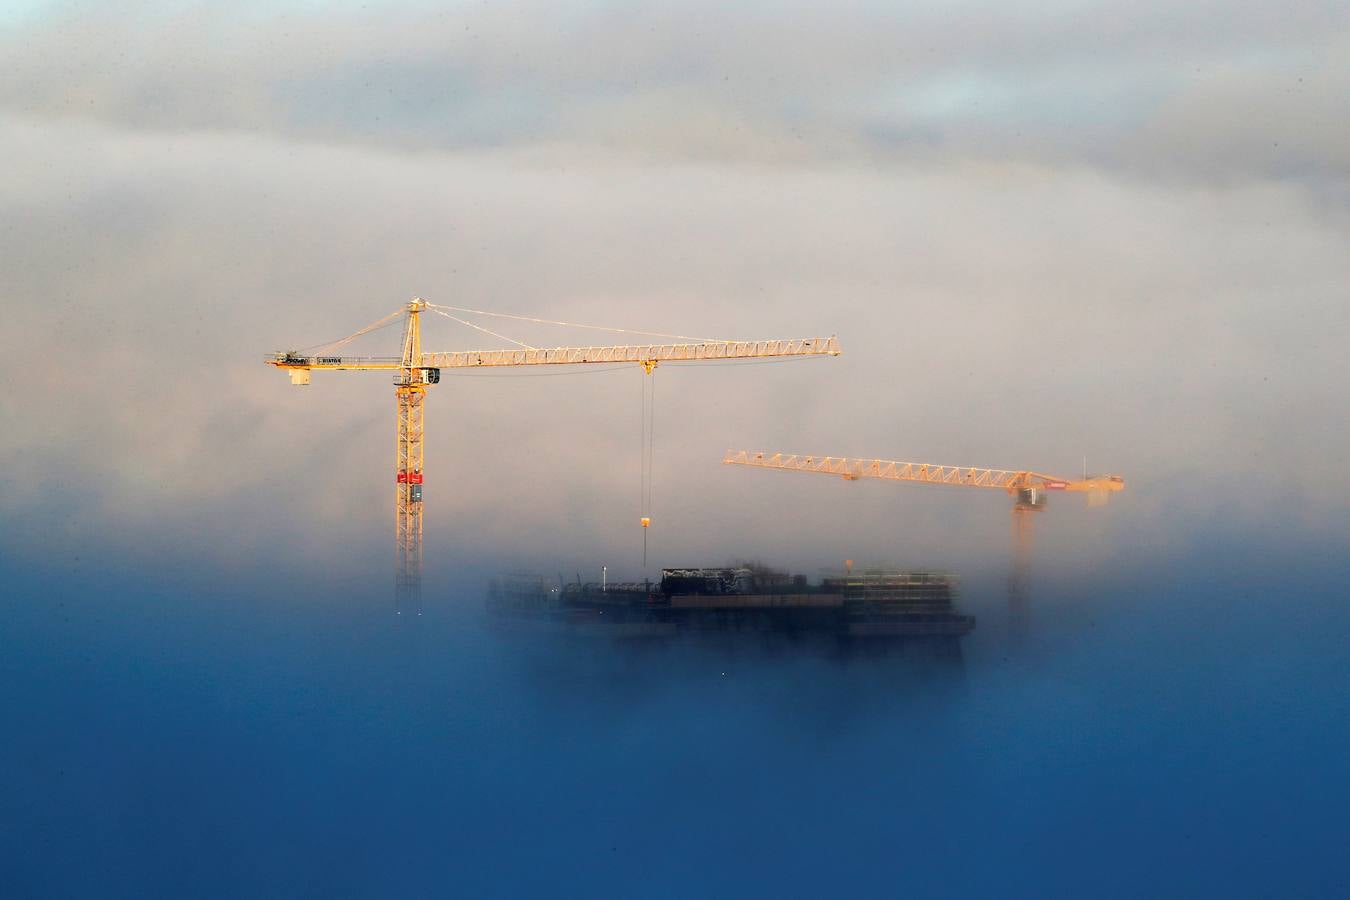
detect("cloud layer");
top-left (5, 2), bottom-right (1348, 184)
top-left (2, 2), bottom-right (1347, 584)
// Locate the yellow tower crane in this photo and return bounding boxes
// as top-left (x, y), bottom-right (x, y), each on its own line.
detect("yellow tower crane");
top-left (722, 450), bottom-right (1123, 629)
top-left (267, 300), bottom-right (842, 611)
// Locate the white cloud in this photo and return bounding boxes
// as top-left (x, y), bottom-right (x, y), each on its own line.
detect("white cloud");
top-left (1, 111), bottom-right (1345, 581)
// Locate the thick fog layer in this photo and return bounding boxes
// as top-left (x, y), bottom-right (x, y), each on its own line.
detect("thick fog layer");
top-left (2, 3), bottom-right (1347, 580)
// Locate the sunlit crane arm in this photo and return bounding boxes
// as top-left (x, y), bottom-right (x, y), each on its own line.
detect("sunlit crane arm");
top-left (267, 336), bottom-right (840, 373)
top-left (722, 450), bottom-right (1123, 497)
top-left (723, 448), bottom-right (1125, 637)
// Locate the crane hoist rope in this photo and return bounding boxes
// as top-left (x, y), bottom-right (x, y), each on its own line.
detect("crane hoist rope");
top-left (437, 302), bottom-right (665, 568)
top-left (639, 366), bottom-right (657, 566)
top-left (434, 300), bottom-right (670, 569)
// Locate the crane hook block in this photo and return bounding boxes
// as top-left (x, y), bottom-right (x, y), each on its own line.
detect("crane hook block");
top-left (640, 517), bottom-right (651, 528)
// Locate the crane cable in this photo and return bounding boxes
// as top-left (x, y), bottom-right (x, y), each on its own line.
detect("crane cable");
top-left (294, 301), bottom-right (747, 356)
top-left (424, 302), bottom-right (722, 344)
top-left (296, 306), bottom-right (406, 353)
top-left (424, 306), bottom-right (536, 349)
top-left (638, 368), bottom-right (658, 567)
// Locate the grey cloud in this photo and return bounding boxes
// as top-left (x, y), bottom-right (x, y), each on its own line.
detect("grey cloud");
top-left (2, 2), bottom-right (1347, 188)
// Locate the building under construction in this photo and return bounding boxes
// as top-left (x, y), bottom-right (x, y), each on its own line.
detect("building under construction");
top-left (487, 564), bottom-right (974, 656)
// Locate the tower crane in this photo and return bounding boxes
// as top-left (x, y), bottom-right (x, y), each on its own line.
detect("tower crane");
top-left (266, 299), bottom-right (841, 611)
top-left (722, 450), bottom-right (1123, 628)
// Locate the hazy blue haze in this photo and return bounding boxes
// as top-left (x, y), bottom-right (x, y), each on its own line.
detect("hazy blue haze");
top-left (4, 541), bottom-right (1347, 897)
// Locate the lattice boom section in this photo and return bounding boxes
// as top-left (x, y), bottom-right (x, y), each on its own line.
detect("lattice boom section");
top-left (267, 337), bottom-right (840, 370)
top-left (724, 450), bottom-right (1029, 491)
top-left (422, 336), bottom-right (840, 368)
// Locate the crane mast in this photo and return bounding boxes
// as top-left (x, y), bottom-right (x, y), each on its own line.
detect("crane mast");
top-left (395, 300), bottom-right (428, 611)
top-left (267, 302), bottom-right (841, 611)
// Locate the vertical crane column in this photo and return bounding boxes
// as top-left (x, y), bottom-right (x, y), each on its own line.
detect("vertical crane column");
top-left (395, 299), bottom-right (427, 613)
top-left (1008, 485), bottom-right (1045, 640)
top-left (1008, 503), bottom-right (1034, 637)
